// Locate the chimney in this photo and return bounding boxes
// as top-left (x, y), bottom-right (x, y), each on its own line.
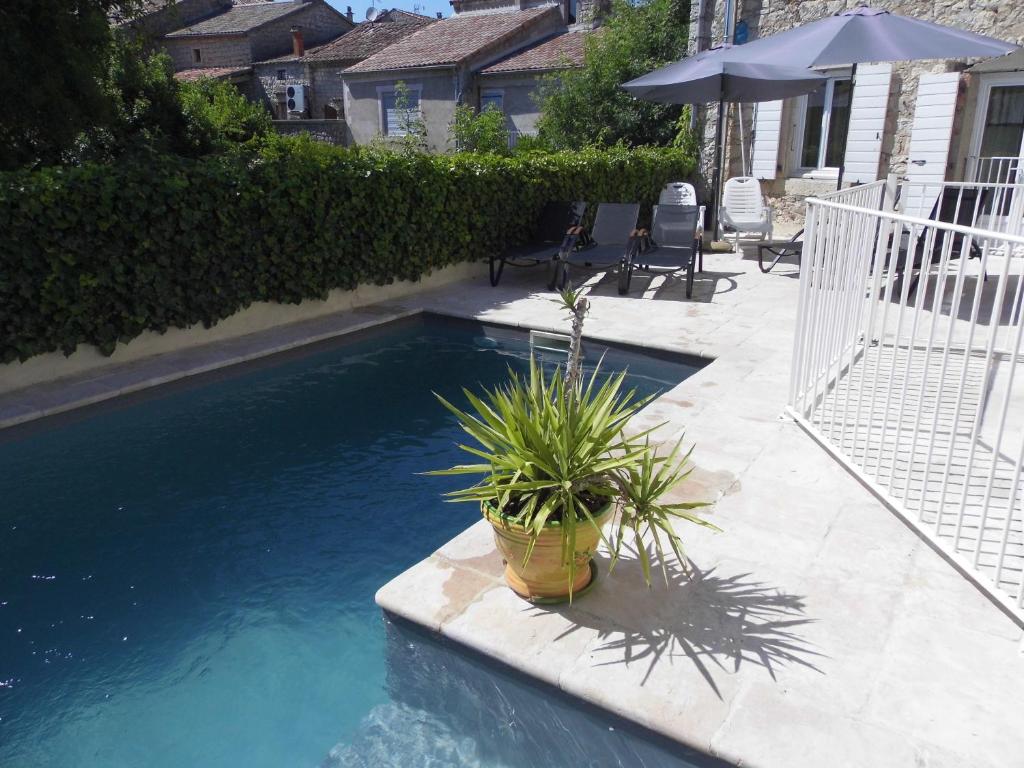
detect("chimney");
top-left (291, 26), bottom-right (304, 57)
top-left (346, 5), bottom-right (354, 21)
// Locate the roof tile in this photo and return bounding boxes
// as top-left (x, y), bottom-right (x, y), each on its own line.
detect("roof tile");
top-left (173, 65), bottom-right (252, 80)
top-left (479, 29), bottom-right (587, 74)
top-left (346, 7), bottom-right (558, 73)
top-left (165, 1), bottom-right (306, 37)
top-left (258, 18), bottom-right (434, 64)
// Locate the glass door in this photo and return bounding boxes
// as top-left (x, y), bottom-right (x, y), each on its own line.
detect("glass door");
top-left (972, 79), bottom-right (1024, 183)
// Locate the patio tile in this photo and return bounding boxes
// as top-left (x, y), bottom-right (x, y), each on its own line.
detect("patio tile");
top-left (375, 554), bottom-right (500, 632)
top-left (864, 613), bottom-right (1024, 766)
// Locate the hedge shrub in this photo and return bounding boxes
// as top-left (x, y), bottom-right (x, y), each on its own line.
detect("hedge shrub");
top-left (0, 141), bottom-right (694, 363)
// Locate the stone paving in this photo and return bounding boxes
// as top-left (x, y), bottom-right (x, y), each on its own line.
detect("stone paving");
top-left (375, 245), bottom-right (1024, 768)
top-left (3, 242), bottom-right (1023, 767)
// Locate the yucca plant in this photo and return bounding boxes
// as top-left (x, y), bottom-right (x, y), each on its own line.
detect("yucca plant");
top-left (428, 292), bottom-right (717, 599)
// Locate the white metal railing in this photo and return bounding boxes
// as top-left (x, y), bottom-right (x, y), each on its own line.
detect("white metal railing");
top-left (968, 155), bottom-right (1023, 185)
top-left (818, 178), bottom-right (891, 208)
top-left (899, 180), bottom-right (1024, 240)
top-left (789, 180), bottom-right (1024, 624)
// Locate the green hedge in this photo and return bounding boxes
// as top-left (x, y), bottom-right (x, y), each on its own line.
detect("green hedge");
top-left (0, 141), bottom-right (694, 363)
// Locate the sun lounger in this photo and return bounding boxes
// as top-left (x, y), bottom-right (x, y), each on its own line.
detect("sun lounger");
top-left (625, 204), bottom-right (703, 297)
top-left (489, 201), bottom-right (586, 287)
top-left (547, 203), bottom-right (641, 291)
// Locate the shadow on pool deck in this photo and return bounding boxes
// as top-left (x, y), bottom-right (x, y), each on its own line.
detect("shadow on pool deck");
top-left (549, 555), bottom-right (824, 698)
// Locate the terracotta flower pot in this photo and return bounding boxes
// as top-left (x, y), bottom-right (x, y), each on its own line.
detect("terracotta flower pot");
top-left (483, 501), bottom-right (613, 602)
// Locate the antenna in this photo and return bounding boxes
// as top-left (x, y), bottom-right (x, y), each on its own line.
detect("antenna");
top-left (365, 6), bottom-right (380, 21)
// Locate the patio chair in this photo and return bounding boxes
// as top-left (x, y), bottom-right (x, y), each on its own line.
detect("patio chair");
top-left (489, 201), bottom-right (586, 287)
top-left (624, 205), bottom-right (703, 298)
top-left (888, 187), bottom-right (987, 296)
top-left (547, 203), bottom-right (641, 291)
top-left (720, 177), bottom-right (772, 246)
top-left (659, 181), bottom-right (706, 238)
top-left (757, 230), bottom-right (804, 273)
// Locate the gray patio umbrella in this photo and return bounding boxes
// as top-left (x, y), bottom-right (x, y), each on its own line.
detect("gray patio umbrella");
top-left (724, 5), bottom-right (1018, 68)
top-left (622, 45), bottom-right (827, 239)
top-left (724, 6), bottom-right (1019, 186)
top-left (622, 46), bottom-right (828, 104)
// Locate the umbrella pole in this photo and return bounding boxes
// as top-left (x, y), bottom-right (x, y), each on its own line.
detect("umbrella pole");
top-left (712, 98), bottom-right (726, 241)
top-left (836, 61), bottom-right (857, 191)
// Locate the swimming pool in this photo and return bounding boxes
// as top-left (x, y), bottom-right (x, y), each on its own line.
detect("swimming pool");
top-left (0, 315), bottom-right (704, 767)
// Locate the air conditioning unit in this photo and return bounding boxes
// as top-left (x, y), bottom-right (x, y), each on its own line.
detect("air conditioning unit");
top-left (286, 84), bottom-right (306, 114)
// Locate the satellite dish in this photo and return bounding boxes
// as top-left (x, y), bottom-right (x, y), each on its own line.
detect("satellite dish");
top-left (365, 6), bottom-right (380, 21)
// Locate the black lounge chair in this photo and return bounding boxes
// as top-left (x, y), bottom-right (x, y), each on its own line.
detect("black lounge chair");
top-left (888, 187), bottom-right (987, 296)
top-left (489, 201), bottom-right (586, 287)
top-left (758, 230), bottom-right (804, 273)
top-left (547, 203), bottom-right (641, 291)
top-left (625, 204), bottom-right (703, 298)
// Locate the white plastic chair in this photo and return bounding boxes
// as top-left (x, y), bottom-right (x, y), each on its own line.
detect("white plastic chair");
top-left (719, 177), bottom-right (772, 246)
top-left (659, 182), bottom-right (705, 237)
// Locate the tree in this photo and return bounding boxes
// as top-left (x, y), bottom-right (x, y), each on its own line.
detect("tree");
top-left (391, 80), bottom-right (428, 155)
top-left (178, 77), bottom-right (273, 155)
top-left (535, 0), bottom-right (691, 149)
top-left (449, 104), bottom-right (510, 155)
top-left (0, 0), bottom-right (141, 169)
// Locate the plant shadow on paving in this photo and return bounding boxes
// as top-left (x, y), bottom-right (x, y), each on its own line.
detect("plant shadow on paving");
top-left (547, 554), bottom-right (823, 699)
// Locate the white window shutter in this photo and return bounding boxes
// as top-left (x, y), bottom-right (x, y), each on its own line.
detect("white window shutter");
top-left (751, 100), bottom-right (783, 180)
top-left (843, 63), bottom-right (892, 183)
top-left (902, 72), bottom-right (961, 217)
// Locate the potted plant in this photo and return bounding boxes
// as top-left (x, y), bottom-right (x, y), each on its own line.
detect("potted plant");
top-left (428, 291), bottom-right (717, 602)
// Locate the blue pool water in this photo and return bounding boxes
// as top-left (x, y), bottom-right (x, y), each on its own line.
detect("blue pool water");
top-left (0, 315), bottom-right (703, 767)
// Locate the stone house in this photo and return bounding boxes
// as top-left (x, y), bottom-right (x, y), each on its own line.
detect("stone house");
top-left (688, 0), bottom-right (1024, 220)
top-left (341, 6), bottom-right (566, 151)
top-left (338, 0), bottom-right (604, 151)
top-left (114, 0), bottom-right (235, 38)
top-left (253, 15), bottom-right (436, 122)
top-left (161, 0), bottom-right (354, 78)
top-left (477, 29), bottom-right (587, 140)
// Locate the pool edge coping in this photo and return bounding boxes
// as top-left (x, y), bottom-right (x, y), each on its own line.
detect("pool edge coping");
top-left (0, 289), bottom-right (720, 433)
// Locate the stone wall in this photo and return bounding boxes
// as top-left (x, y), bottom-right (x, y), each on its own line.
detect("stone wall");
top-left (271, 118), bottom-right (348, 143)
top-left (165, 34), bottom-right (252, 70)
top-left (254, 60), bottom-right (308, 117)
top-left (311, 62), bottom-right (352, 120)
top-left (248, 2), bottom-right (351, 62)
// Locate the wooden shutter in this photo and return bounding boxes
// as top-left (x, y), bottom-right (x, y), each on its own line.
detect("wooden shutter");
top-left (751, 100), bottom-right (783, 180)
top-left (902, 72), bottom-right (961, 217)
top-left (843, 63), bottom-right (892, 184)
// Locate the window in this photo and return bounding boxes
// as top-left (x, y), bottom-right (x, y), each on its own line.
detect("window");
top-left (793, 77), bottom-right (852, 172)
top-left (977, 84), bottom-right (1024, 158)
top-left (481, 90), bottom-right (504, 114)
top-left (277, 69), bottom-right (287, 81)
top-left (379, 87), bottom-right (421, 136)
top-left (192, 48), bottom-right (202, 64)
